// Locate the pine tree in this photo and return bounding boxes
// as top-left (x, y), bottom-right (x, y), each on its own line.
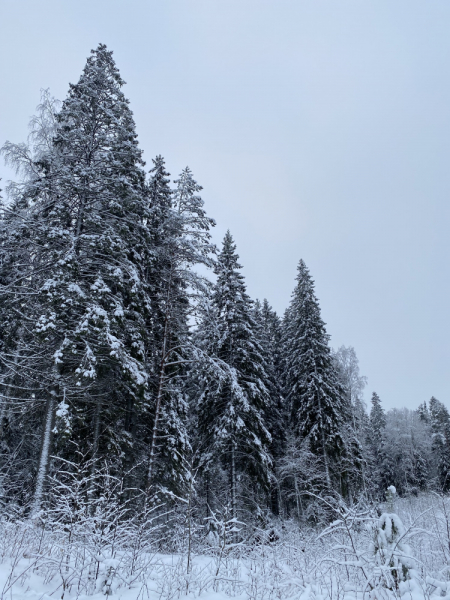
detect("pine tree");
top-left (283, 260), bottom-right (357, 496)
top-left (196, 232), bottom-right (271, 519)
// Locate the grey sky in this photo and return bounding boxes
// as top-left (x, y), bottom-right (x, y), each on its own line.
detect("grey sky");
top-left (1, 0), bottom-right (449, 410)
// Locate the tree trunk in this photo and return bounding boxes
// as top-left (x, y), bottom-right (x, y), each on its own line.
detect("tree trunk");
top-left (270, 479), bottom-right (279, 516)
top-left (231, 443), bottom-right (237, 522)
top-left (92, 398), bottom-right (102, 463)
top-left (0, 351), bottom-right (20, 439)
top-left (321, 427), bottom-right (332, 489)
top-left (87, 397), bottom-right (102, 511)
top-left (123, 396), bottom-right (136, 496)
top-left (294, 475), bottom-right (302, 519)
top-left (0, 378), bottom-right (11, 439)
top-left (146, 361), bottom-right (165, 491)
top-left (205, 471), bottom-right (212, 519)
top-left (31, 392), bottom-right (56, 516)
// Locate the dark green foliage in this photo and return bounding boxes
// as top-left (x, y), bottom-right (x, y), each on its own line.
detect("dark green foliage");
top-left (283, 259), bottom-right (360, 495)
top-left (195, 232), bottom-right (272, 516)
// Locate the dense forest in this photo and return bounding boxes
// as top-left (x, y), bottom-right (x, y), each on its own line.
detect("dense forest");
top-left (1, 45), bottom-right (450, 599)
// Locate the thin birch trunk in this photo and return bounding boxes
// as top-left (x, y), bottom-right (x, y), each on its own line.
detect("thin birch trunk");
top-left (31, 392), bottom-right (56, 516)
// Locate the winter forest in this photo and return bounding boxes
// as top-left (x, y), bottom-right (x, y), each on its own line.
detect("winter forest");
top-left (1, 45), bottom-right (450, 600)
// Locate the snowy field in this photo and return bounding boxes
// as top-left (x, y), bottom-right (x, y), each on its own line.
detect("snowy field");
top-left (2, 493), bottom-right (450, 600)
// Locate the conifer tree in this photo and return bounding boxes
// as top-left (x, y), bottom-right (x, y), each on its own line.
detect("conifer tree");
top-left (417, 401), bottom-right (430, 423)
top-left (283, 260), bottom-right (358, 495)
top-left (196, 232), bottom-right (271, 518)
top-left (144, 161), bottom-right (215, 497)
top-left (366, 392), bottom-right (387, 495)
top-left (2, 45), bottom-right (153, 511)
top-left (429, 397), bottom-right (449, 433)
top-left (253, 299), bottom-right (285, 513)
top-left (369, 392), bottom-right (386, 452)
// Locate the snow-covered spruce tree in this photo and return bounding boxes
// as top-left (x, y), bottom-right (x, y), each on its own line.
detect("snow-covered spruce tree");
top-left (195, 232), bottom-right (272, 520)
top-left (2, 46), bottom-right (154, 512)
top-left (144, 160), bottom-right (215, 499)
top-left (429, 396), bottom-right (449, 430)
top-left (369, 392), bottom-right (387, 445)
top-left (417, 400), bottom-right (430, 423)
top-left (283, 259), bottom-right (362, 499)
top-left (366, 391), bottom-right (386, 494)
top-left (253, 298), bottom-right (286, 514)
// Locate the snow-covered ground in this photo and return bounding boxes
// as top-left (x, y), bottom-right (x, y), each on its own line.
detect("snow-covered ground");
top-left (2, 493), bottom-right (450, 600)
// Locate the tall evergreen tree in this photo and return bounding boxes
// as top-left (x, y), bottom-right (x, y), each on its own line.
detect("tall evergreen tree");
top-left (369, 392), bottom-right (386, 448)
top-left (253, 298), bottom-right (285, 513)
top-left (367, 392), bottom-right (387, 495)
top-left (283, 260), bottom-right (358, 496)
top-left (2, 45), bottom-right (153, 511)
top-left (417, 401), bottom-right (430, 423)
top-left (429, 397), bottom-right (449, 434)
top-left (144, 161), bottom-right (215, 497)
top-left (196, 232), bottom-right (271, 519)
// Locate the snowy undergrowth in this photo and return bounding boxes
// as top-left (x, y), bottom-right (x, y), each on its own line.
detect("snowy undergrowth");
top-left (2, 493), bottom-right (450, 600)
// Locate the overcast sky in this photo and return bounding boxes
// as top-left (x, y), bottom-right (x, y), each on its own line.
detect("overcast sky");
top-left (1, 0), bottom-right (449, 410)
